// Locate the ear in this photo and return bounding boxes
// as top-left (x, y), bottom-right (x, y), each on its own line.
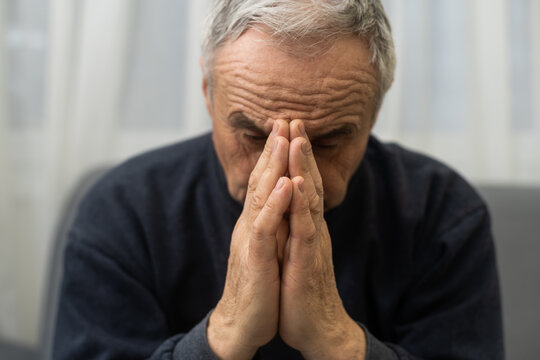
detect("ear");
top-left (200, 57), bottom-right (213, 117)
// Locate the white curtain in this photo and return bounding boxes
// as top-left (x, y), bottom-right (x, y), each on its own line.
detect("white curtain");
top-left (0, 0), bottom-right (211, 346)
top-left (0, 0), bottom-right (539, 348)
top-left (377, 0), bottom-right (540, 184)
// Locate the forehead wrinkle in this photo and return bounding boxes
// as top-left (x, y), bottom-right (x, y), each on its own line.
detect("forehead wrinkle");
top-left (224, 73), bottom-right (372, 111)
top-left (215, 55), bottom-right (377, 98)
top-left (228, 84), bottom-right (317, 114)
top-left (228, 92), bottom-right (315, 122)
top-left (222, 62), bottom-right (377, 103)
top-left (215, 55), bottom-right (378, 125)
top-left (224, 67), bottom-right (334, 97)
top-left (220, 71), bottom-right (329, 110)
top-left (220, 62), bottom-right (376, 99)
top-left (224, 81), bottom-right (373, 124)
top-left (229, 96), bottom-right (366, 127)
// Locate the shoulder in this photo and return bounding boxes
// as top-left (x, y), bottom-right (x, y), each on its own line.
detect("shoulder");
top-left (81, 133), bottom-right (213, 208)
top-left (70, 133), bottom-right (214, 253)
top-left (92, 133), bottom-right (212, 193)
top-left (363, 136), bottom-right (489, 239)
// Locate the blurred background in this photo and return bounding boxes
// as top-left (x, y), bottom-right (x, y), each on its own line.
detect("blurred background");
top-left (0, 0), bottom-right (538, 357)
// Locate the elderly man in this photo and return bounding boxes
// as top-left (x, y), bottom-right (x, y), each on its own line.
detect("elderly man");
top-left (53, 1), bottom-right (503, 359)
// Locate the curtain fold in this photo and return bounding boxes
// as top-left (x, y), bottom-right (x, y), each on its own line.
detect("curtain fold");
top-left (44, 0), bottom-right (136, 221)
top-left (0, 0), bottom-right (15, 342)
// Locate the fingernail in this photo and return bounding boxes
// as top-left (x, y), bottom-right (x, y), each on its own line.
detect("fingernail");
top-left (298, 179), bottom-right (305, 193)
top-left (299, 122), bottom-right (307, 137)
top-left (272, 121), bottom-right (279, 135)
top-left (301, 140), bottom-right (308, 155)
top-left (276, 177), bottom-right (285, 190)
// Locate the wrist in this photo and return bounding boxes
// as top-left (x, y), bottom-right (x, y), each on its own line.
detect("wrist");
top-left (301, 315), bottom-right (366, 360)
top-left (207, 308), bottom-right (259, 360)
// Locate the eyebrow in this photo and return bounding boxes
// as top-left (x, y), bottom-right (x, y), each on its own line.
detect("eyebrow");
top-left (229, 112), bottom-right (267, 134)
top-left (310, 123), bottom-right (357, 141)
top-left (228, 111), bottom-right (357, 139)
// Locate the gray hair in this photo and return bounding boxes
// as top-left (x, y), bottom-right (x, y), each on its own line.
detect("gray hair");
top-left (201, 0), bottom-right (396, 100)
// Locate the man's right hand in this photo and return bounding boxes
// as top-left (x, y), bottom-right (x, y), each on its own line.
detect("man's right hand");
top-left (207, 120), bottom-right (292, 359)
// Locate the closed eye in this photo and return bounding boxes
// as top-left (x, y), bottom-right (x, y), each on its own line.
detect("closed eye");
top-left (310, 124), bottom-right (357, 150)
top-left (312, 141), bottom-right (337, 149)
top-left (243, 133), bottom-right (267, 144)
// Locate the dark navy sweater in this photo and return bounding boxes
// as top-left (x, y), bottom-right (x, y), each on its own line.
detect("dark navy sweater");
top-left (53, 134), bottom-right (504, 359)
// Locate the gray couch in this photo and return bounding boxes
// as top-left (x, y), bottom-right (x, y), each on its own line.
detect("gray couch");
top-left (1, 176), bottom-right (539, 359)
top-left (477, 186), bottom-right (540, 359)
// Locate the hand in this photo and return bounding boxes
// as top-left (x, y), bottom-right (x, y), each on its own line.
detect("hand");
top-left (279, 120), bottom-right (366, 359)
top-left (207, 120), bottom-right (293, 359)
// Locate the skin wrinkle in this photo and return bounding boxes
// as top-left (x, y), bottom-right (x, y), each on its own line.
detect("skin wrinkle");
top-left (226, 104), bottom-right (368, 134)
top-left (219, 77), bottom-right (374, 126)
top-left (207, 29), bottom-right (378, 209)
top-left (215, 62), bottom-right (377, 100)
top-left (226, 85), bottom-right (369, 118)
top-left (210, 42), bottom-right (382, 123)
top-left (226, 95), bottom-right (364, 125)
top-left (214, 60), bottom-right (378, 96)
top-left (213, 42), bottom-right (378, 91)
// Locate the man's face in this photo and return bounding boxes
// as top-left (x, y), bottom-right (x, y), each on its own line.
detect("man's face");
top-left (203, 30), bottom-right (380, 210)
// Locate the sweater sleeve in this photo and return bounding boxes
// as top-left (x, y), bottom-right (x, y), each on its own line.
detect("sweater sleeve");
top-left (360, 205), bottom-right (503, 359)
top-left (357, 323), bottom-right (400, 360)
top-left (52, 228), bottom-right (219, 360)
top-left (170, 311), bottom-right (218, 359)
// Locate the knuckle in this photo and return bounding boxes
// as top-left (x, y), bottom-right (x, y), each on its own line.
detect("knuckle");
top-left (265, 158), bottom-right (276, 171)
top-left (263, 197), bottom-right (277, 212)
top-left (308, 191), bottom-right (320, 208)
top-left (291, 226), bottom-right (317, 247)
top-left (304, 140), bottom-right (313, 156)
top-left (250, 192), bottom-right (265, 212)
top-left (247, 172), bottom-right (258, 192)
top-left (251, 220), bottom-right (267, 240)
top-left (263, 139), bottom-right (273, 156)
top-left (311, 205), bottom-right (322, 218)
top-left (304, 226), bottom-right (317, 245)
top-left (314, 177), bottom-right (324, 197)
top-left (300, 197), bottom-right (311, 214)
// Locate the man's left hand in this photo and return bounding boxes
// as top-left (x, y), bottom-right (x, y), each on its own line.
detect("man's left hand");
top-left (279, 120), bottom-right (367, 360)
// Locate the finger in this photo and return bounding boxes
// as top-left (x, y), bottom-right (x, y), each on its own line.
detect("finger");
top-left (274, 118), bottom-right (290, 139)
top-left (248, 120), bottom-right (290, 183)
top-left (244, 120), bottom-right (290, 208)
top-left (289, 120), bottom-right (324, 202)
top-left (248, 121), bottom-right (280, 185)
top-left (287, 176), bottom-right (317, 268)
top-left (289, 118), bottom-right (305, 141)
top-left (250, 177), bottom-right (293, 263)
top-left (289, 137), bottom-right (321, 214)
top-left (245, 135), bottom-right (289, 218)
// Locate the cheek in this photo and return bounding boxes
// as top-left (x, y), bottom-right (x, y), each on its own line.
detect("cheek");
top-left (318, 162), bottom-right (349, 208)
top-left (229, 150), bottom-right (262, 202)
top-left (229, 149), bottom-right (259, 185)
top-left (213, 131), bottom-right (262, 201)
top-left (316, 146), bottom-right (366, 208)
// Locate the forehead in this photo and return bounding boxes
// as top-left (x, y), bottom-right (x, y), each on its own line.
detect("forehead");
top-left (211, 30), bottom-right (379, 127)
